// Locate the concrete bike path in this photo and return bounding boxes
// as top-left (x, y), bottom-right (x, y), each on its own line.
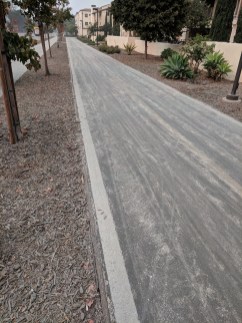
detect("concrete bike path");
top-left (67, 38), bottom-right (242, 323)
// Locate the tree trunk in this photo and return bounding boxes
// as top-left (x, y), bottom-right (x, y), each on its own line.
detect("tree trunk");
top-left (7, 58), bottom-right (22, 138)
top-left (39, 22), bottom-right (50, 76)
top-left (0, 30), bottom-right (21, 143)
top-left (47, 31), bottom-right (52, 58)
top-left (145, 39), bottom-right (148, 59)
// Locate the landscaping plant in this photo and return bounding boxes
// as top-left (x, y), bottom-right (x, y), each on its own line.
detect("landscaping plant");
top-left (98, 43), bottom-right (108, 52)
top-left (160, 48), bottom-right (176, 60)
top-left (96, 34), bottom-right (106, 42)
top-left (98, 44), bottom-right (120, 54)
top-left (182, 35), bottom-right (214, 74)
top-left (124, 43), bottom-right (136, 55)
top-left (77, 36), bottom-right (95, 45)
top-left (203, 51), bottom-right (232, 81)
top-left (106, 45), bottom-right (120, 54)
top-left (160, 53), bottom-right (193, 80)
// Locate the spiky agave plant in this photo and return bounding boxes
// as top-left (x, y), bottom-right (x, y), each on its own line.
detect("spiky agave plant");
top-left (160, 53), bottom-right (193, 80)
top-left (204, 51), bottom-right (232, 81)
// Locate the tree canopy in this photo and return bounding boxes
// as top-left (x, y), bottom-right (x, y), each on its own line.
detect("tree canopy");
top-left (111, 0), bottom-right (190, 57)
top-left (185, 0), bottom-right (211, 31)
top-left (210, 0), bottom-right (237, 41)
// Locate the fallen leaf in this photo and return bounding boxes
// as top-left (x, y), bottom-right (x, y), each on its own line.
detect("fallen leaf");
top-left (85, 298), bottom-right (94, 309)
top-left (87, 283), bottom-right (96, 295)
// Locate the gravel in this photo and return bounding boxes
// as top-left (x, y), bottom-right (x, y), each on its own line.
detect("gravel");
top-left (110, 51), bottom-right (242, 122)
top-left (0, 40), bottom-right (103, 322)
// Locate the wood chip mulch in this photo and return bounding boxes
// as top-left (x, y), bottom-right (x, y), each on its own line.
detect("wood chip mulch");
top-left (0, 40), bottom-right (103, 322)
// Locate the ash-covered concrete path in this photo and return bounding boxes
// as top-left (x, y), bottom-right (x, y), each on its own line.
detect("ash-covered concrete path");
top-left (67, 38), bottom-right (242, 323)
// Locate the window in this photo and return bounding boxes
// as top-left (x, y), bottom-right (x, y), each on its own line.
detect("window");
top-left (85, 22), bottom-right (88, 26)
top-left (85, 14), bottom-right (88, 17)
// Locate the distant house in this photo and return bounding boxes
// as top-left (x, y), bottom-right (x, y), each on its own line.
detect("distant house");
top-left (75, 4), bottom-right (117, 38)
top-left (75, 9), bottom-right (92, 37)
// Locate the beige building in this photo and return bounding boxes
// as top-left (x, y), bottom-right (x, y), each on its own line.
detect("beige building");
top-left (91, 3), bottom-right (113, 35)
top-left (75, 9), bottom-right (92, 37)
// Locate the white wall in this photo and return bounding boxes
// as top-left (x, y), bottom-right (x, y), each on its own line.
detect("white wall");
top-left (207, 42), bottom-right (242, 81)
top-left (135, 39), bottom-right (180, 56)
top-left (107, 36), bottom-right (242, 82)
top-left (107, 36), bottom-right (180, 55)
top-left (107, 36), bottom-right (136, 49)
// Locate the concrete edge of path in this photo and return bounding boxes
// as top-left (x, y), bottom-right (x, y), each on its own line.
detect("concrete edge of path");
top-left (66, 39), bottom-right (139, 323)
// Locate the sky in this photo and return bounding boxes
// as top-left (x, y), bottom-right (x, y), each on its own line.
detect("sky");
top-left (69, 0), bottom-right (110, 14)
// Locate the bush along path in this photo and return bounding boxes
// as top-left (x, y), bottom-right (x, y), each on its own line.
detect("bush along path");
top-left (0, 41), bottom-right (103, 322)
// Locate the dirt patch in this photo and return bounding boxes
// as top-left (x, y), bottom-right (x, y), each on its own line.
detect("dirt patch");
top-left (0, 41), bottom-right (103, 322)
top-left (110, 51), bottom-right (242, 122)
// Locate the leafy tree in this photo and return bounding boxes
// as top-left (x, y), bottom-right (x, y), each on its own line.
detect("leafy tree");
top-left (64, 17), bottom-right (77, 36)
top-left (185, 0), bottom-right (211, 36)
top-left (112, 22), bottom-right (120, 36)
top-left (12, 0), bottom-right (56, 75)
top-left (100, 22), bottom-right (112, 37)
top-left (3, 30), bottom-right (40, 71)
top-left (52, 0), bottom-right (72, 47)
top-left (234, 9), bottom-right (242, 43)
top-left (88, 22), bottom-right (97, 36)
top-left (181, 35), bottom-right (214, 73)
top-left (111, 0), bottom-right (189, 58)
top-left (210, 0), bottom-right (237, 41)
top-left (0, 0), bottom-right (41, 143)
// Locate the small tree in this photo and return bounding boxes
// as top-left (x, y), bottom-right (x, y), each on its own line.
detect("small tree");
top-left (0, 0), bottom-right (40, 143)
top-left (181, 35), bottom-right (214, 73)
top-left (13, 0), bottom-right (56, 75)
top-left (100, 22), bottom-right (112, 37)
top-left (210, 0), bottom-right (237, 41)
top-left (52, 0), bottom-right (72, 48)
top-left (111, 0), bottom-right (189, 59)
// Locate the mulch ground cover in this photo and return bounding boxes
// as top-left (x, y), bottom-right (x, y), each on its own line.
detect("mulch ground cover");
top-left (109, 51), bottom-right (242, 122)
top-left (0, 41), bottom-right (103, 322)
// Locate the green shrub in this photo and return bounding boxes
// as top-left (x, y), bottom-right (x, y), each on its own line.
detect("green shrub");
top-left (124, 43), bottom-right (136, 55)
top-left (77, 36), bottom-right (95, 45)
top-left (96, 34), bottom-right (106, 42)
top-left (98, 44), bottom-right (108, 52)
top-left (160, 48), bottom-right (176, 59)
top-left (98, 44), bottom-right (120, 54)
top-left (203, 51), bottom-right (232, 81)
top-left (160, 53), bottom-right (193, 80)
top-left (182, 35), bottom-right (214, 74)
